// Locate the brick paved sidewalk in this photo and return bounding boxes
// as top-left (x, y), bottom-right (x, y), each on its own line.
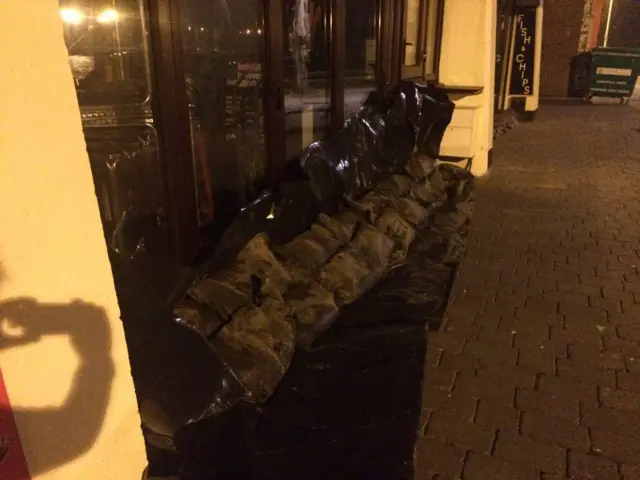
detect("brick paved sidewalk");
top-left (415, 105), bottom-right (640, 479)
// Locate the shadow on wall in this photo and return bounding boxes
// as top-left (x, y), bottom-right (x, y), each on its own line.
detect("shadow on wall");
top-left (0, 264), bottom-right (114, 478)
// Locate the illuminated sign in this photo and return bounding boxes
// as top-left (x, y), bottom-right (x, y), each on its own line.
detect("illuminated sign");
top-left (509, 8), bottom-right (536, 96)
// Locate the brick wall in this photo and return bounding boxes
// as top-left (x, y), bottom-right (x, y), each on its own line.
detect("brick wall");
top-left (539, 0), bottom-right (586, 97)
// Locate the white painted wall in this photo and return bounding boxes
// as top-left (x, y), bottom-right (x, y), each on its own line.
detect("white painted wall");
top-left (437, 0), bottom-right (497, 176)
top-left (0, 2), bottom-right (146, 479)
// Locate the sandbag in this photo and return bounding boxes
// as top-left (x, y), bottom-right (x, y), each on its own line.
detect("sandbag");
top-left (316, 251), bottom-right (378, 307)
top-left (349, 223), bottom-right (396, 268)
top-left (374, 208), bottom-right (417, 263)
top-left (388, 197), bottom-right (429, 227)
top-left (316, 211), bottom-right (359, 245)
top-left (211, 299), bottom-right (295, 403)
top-left (283, 278), bottom-right (340, 349)
top-left (273, 224), bottom-right (343, 274)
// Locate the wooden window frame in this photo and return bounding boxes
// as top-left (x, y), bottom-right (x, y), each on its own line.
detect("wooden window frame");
top-left (143, 0), bottom-right (412, 264)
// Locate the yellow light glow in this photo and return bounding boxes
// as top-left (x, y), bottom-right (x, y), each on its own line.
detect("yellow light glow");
top-left (257, 28), bottom-right (262, 34)
top-left (246, 29), bottom-right (251, 35)
top-left (97, 8), bottom-right (119, 23)
top-left (60, 7), bottom-right (85, 25)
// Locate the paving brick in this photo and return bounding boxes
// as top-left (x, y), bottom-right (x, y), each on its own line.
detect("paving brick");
top-left (517, 341), bottom-right (561, 373)
top-left (524, 298), bottom-right (559, 315)
top-left (463, 339), bottom-right (518, 367)
top-left (494, 432), bottom-right (566, 475)
top-left (550, 326), bottom-right (604, 349)
top-left (521, 411), bottom-right (590, 452)
top-left (438, 351), bottom-right (479, 373)
top-left (569, 345), bottom-right (626, 371)
top-left (476, 326), bottom-right (515, 347)
top-left (442, 320), bottom-right (482, 339)
top-left (622, 302), bottom-right (640, 317)
top-left (422, 388), bottom-right (477, 422)
top-left (599, 387), bottom-right (640, 413)
top-left (463, 452), bottom-right (538, 480)
top-left (589, 296), bottom-right (624, 312)
top-left (608, 310), bottom-right (640, 326)
top-left (538, 374), bottom-right (599, 407)
top-left (627, 356), bottom-right (640, 374)
top-left (559, 282), bottom-right (602, 297)
top-left (557, 358), bottom-right (617, 387)
top-left (583, 404), bottom-right (640, 439)
top-left (619, 326), bottom-right (640, 343)
top-left (516, 387), bottom-right (579, 423)
top-left (621, 463), bottom-right (640, 480)
top-left (580, 274), bottom-right (624, 291)
top-left (514, 307), bottom-right (564, 327)
top-left (424, 411), bottom-right (494, 454)
top-left (564, 308), bottom-right (609, 330)
top-left (591, 427), bottom-right (640, 464)
top-left (425, 368), bottom-right (456, 391)
top-left (476, 365), bottom-right (537, 390)
top-left (475, 400), bottom-right (520, 433)
top-left (602, 287), bottom-right (635, 303)
top-left (568, 451), bottom-right (619, 480)
top-left (500, 317), bottom-right (550, 340)
top-left (427, 348), bottom-right (442, 367)
top-left (604, 336), bottom-right (640, 356)
top-left (413, 437), bottom-right (466, 480)
top-left (453, 371), bottom-right (516, 406)
top-left (618, 371), bottom-right (640, 393)
top-left (428, 332), bottom-right (465, 353)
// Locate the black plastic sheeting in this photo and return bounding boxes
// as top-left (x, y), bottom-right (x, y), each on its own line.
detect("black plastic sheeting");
top-left (112, 81), bottom-right (475, 478)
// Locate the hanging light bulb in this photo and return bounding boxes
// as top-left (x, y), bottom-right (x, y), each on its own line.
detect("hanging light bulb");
top-left (60, 7), bottom-right (85, 25)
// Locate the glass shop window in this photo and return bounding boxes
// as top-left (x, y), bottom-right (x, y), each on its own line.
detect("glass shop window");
top-left (402, 0), bottom-right (441, 79)
top-left (283, 0), bottom-right (332, 160)
top-left (345, 0), bottom-right (381, 114)
top-left (179, 0), bottom-right (269, 226)
top-left (60, 0), bottom-right (169, 258)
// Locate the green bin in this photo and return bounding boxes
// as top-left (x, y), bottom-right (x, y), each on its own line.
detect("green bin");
top-left (587, 47), bottom-right (640, 103)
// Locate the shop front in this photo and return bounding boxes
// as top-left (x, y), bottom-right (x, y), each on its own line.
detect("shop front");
top-left (58, 0), bottom-right (448, 266)
top-left (0, 1), bottom-right (525, 478)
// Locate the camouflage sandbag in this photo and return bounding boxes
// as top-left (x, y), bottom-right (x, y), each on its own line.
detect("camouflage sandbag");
top-left (374, 208), bottom-right (417, 263)
top-left (174, 297), bottom-right (225, 339)
top-left (273, 223), bottom-right (342, 273)
top-left (410, 181), bottom-right (445, 207)
top-left (405, 155), bottom-right (435, 182)
top-left (188, 234), bottom-right (291, 319)
top-left (316, 251), bottom-right (380, 306)
top-left (349, 223), bottom-right (395, 268)
top-left (283, 278), bottom-right (339, 348)
top-left (389, 197), bottom-right (429, 227)
top-left (317, 210), bottom-right (361, 244)
top-left (188, 278), bottom-right (251, 321)
top-left (211, 299), bottom-right (295, 403)
top-left (344, 190), bottom-right (390, 223)
top-left (374, 174), bottom-right (416, 198)
top-left (223, 233), bottom-right (292, 299)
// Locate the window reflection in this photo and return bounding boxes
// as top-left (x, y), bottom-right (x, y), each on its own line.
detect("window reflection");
top-left (404, 0), bottom-right (420, 66)
top-left (60, 0), bottom-right (150, 106)
top-left (345, 0), bottom-right (380, 114)
top-left (60, 0), bottom-right (168, 259)
top-left (284, 0), bottom-right (331, 160)
top-left (180, 0), bottom-right (268, 225)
